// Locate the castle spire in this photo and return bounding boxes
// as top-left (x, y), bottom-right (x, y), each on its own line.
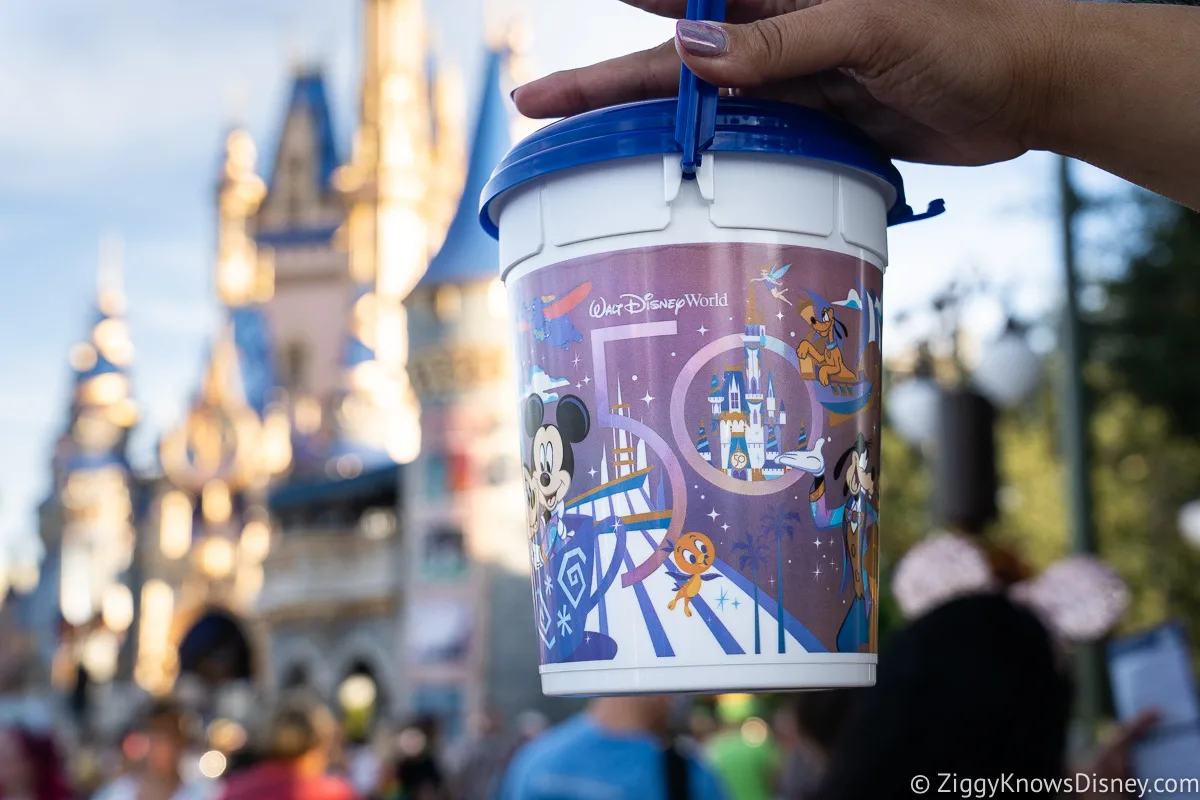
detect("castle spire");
top-left (51, 229), bottom-right (140, 524)
top-left (745, 282), bottom-right (762, 325)
top-left (341, 0), bottom-right (434, 289)
top-left (332, 0), bottom-right (435, 465)
top-left (97, 231), bottom-right (125, 318)
top-left (216, 129), bottom-right (270, 307)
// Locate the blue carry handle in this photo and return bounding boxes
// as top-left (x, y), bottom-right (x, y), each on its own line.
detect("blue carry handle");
top-left (674, 0), bottom-right (726, 178)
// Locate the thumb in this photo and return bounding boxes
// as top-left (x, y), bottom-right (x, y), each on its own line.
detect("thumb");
top-left (674, 5), bottom-right (867, 88)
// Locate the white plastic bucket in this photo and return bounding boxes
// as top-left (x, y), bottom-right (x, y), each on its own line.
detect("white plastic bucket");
top-left (483, 98), bottom-right (939, 695)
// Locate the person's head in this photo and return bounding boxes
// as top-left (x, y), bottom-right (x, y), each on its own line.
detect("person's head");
top-left (467, 708), bottom-right (503, 738)
top-left (140, 699), bottom-right (191, 780)
top-left (817, 594), bottom-right (1071, 799)
top-left (514, 710), bottom-right (548, 743)
top-left (790, 689), bottom-right (863, 757)
top-left (0, 726), bottom-right (69, 800)
top-left (260, 693), bottom-right (338, 775)
top-left (688, 705), bottom-right (718, 743)
top-left (714, 693), bottom-right (763, 731)
top-left (588, 695), bottom-right (675, 735)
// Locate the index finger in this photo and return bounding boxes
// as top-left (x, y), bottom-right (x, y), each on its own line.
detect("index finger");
top-left (1115, 709), bottom-right (1162, 747)
top-left (513, 40), bottom-right (682, 119)
top-left (619, 0), bottom-right (807, 23)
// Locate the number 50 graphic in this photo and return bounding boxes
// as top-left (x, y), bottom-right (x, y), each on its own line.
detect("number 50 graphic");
top-left (588, 321), bottom-right (824, 588)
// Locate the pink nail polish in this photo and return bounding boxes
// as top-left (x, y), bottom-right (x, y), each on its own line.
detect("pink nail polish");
top-left (676, 20), bottom-right (729, 58)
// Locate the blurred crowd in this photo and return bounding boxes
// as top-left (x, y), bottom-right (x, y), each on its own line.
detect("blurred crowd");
top-left (0, 688), bottom-right (852, 800)
top-left (0, 594), bottom-right (1164, 800)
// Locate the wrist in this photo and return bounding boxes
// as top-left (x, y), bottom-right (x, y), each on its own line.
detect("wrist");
top-left (1019, 0), bottom-right (1102, 156)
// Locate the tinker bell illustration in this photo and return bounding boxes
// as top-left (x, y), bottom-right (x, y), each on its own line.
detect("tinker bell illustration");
top-left (751, 264), bottom-right (793, 305)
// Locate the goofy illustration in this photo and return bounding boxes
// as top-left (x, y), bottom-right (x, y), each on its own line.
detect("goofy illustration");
top-left (796, 291), bottom-right (857, 387)
top-left (810, 433), bottom-right (878, 653)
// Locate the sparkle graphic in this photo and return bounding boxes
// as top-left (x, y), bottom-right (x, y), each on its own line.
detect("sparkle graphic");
top-left (814, 538), bottom-right (822, 548)
top-left (707, 508), bottom-right (721, 522)
top-left (585, 633), bottom-right (591, 643)
top-left (572, 354), bottom-right (582, 367)
top-left (582, 375), bottom-right (592, 385)
top-left (721, 523), bottom-right (730, 531)
top-left (829, 538), bottom-right (835, 547)
top-left (543, 573), bottom-right (552, 591)
top-left (776, 311), bottom-right (785, 321)
top-left (556, 607), bottom-right (573, 636)
top-left (716, 588), bottom-right (729, 611)
top-left (576, 383), bottom-right (582, 389)
top-left (632, 375), bottom-right (638, 381)
top-left (814, 565), bottom-right (822, 578)
top-left (671, 352), bottom-right (676, 357)
top-left (588, 467), bottom-right (597, 478)
top-left (731, 598), bottom-right (741, 610)
top-left (790, 331), bottom-right (796, 338)
top-left (641, 391), bottom-right (655, 406)
top-left (697, 325), bottom-right (709, 336)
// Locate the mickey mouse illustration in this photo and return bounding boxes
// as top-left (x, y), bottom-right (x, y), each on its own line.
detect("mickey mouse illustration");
top-left (524, 393), bottom-right (591, 562)
top-left (522, 463), bottom-right (544, 570)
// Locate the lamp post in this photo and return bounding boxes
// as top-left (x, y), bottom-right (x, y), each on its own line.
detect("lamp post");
top-left (1058, 155), bottom-right (1102, 745)
top-left (891, 298), bottom-right (1043, 536)
top-left (887, 347), bottom-right (942, 451)
top-left (1179, 500), bottom-right (1200, 550)
top-left (972, 320), bottom-right (1042, 410)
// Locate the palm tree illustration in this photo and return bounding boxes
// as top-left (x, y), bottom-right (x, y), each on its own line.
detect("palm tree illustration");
top-left (763, 507), bottom-right (802, 653)
top-left (732, 532), bottom-right (768, 655)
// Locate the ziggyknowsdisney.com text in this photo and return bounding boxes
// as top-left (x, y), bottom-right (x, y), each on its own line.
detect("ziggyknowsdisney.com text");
top-left (910, 772), bottom-right (1200, 797)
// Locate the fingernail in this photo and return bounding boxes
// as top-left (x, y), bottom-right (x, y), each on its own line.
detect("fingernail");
top-left (510, 87), bottom-right (520, 102)
top-left (676, 20), bottom-right (729, 58)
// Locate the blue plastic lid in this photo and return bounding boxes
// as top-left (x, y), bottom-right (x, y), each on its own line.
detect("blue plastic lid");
top-left (479, 97), bottom-right (945, 238)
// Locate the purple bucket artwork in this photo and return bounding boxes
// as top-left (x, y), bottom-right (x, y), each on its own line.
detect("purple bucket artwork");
top-left (512, 242), bottom-right (883, 666)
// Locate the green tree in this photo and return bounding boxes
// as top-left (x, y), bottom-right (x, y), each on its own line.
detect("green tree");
top-left (732, 532), bottom-right (767, 655)
top-left (1089, 203), bottom-right (1200, 438)
top-left (876, 423), bottom-right (932, 645)
top-left (990, 200), bottom-right (1200, 658)
top-left (762, 507), bottom-right (802, 653)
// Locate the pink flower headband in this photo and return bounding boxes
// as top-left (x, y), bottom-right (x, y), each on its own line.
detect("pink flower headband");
top-left (891, 532), bottom-right (1131, 643)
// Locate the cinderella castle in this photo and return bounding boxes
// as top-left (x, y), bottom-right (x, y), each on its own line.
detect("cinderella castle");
top-left (19, 0), bottom-right (562, 743)
top-left (697, 286), bottom-right (793, 482)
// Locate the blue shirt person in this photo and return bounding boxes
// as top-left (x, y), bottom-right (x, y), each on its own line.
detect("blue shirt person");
top-left (497, 700), bottom-right (728, 800)
top-left (810, 433), bottom-right (879, 653)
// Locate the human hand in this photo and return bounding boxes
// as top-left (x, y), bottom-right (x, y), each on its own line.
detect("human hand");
top-left (513, 0), bottom-right (1079, 167)
top-left (1076, 710), bottom-right (1160, 798)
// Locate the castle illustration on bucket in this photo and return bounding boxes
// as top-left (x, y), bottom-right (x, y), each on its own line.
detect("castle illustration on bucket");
top-left (697, 285), bottom-right (802, 483)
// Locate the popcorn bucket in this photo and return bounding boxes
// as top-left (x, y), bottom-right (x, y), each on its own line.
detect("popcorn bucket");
top-left (480, 2), bottom-right (943, 695)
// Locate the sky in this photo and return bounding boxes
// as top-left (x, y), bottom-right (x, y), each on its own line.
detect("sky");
top-left (0, 0), bottom-right (1127, 562)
